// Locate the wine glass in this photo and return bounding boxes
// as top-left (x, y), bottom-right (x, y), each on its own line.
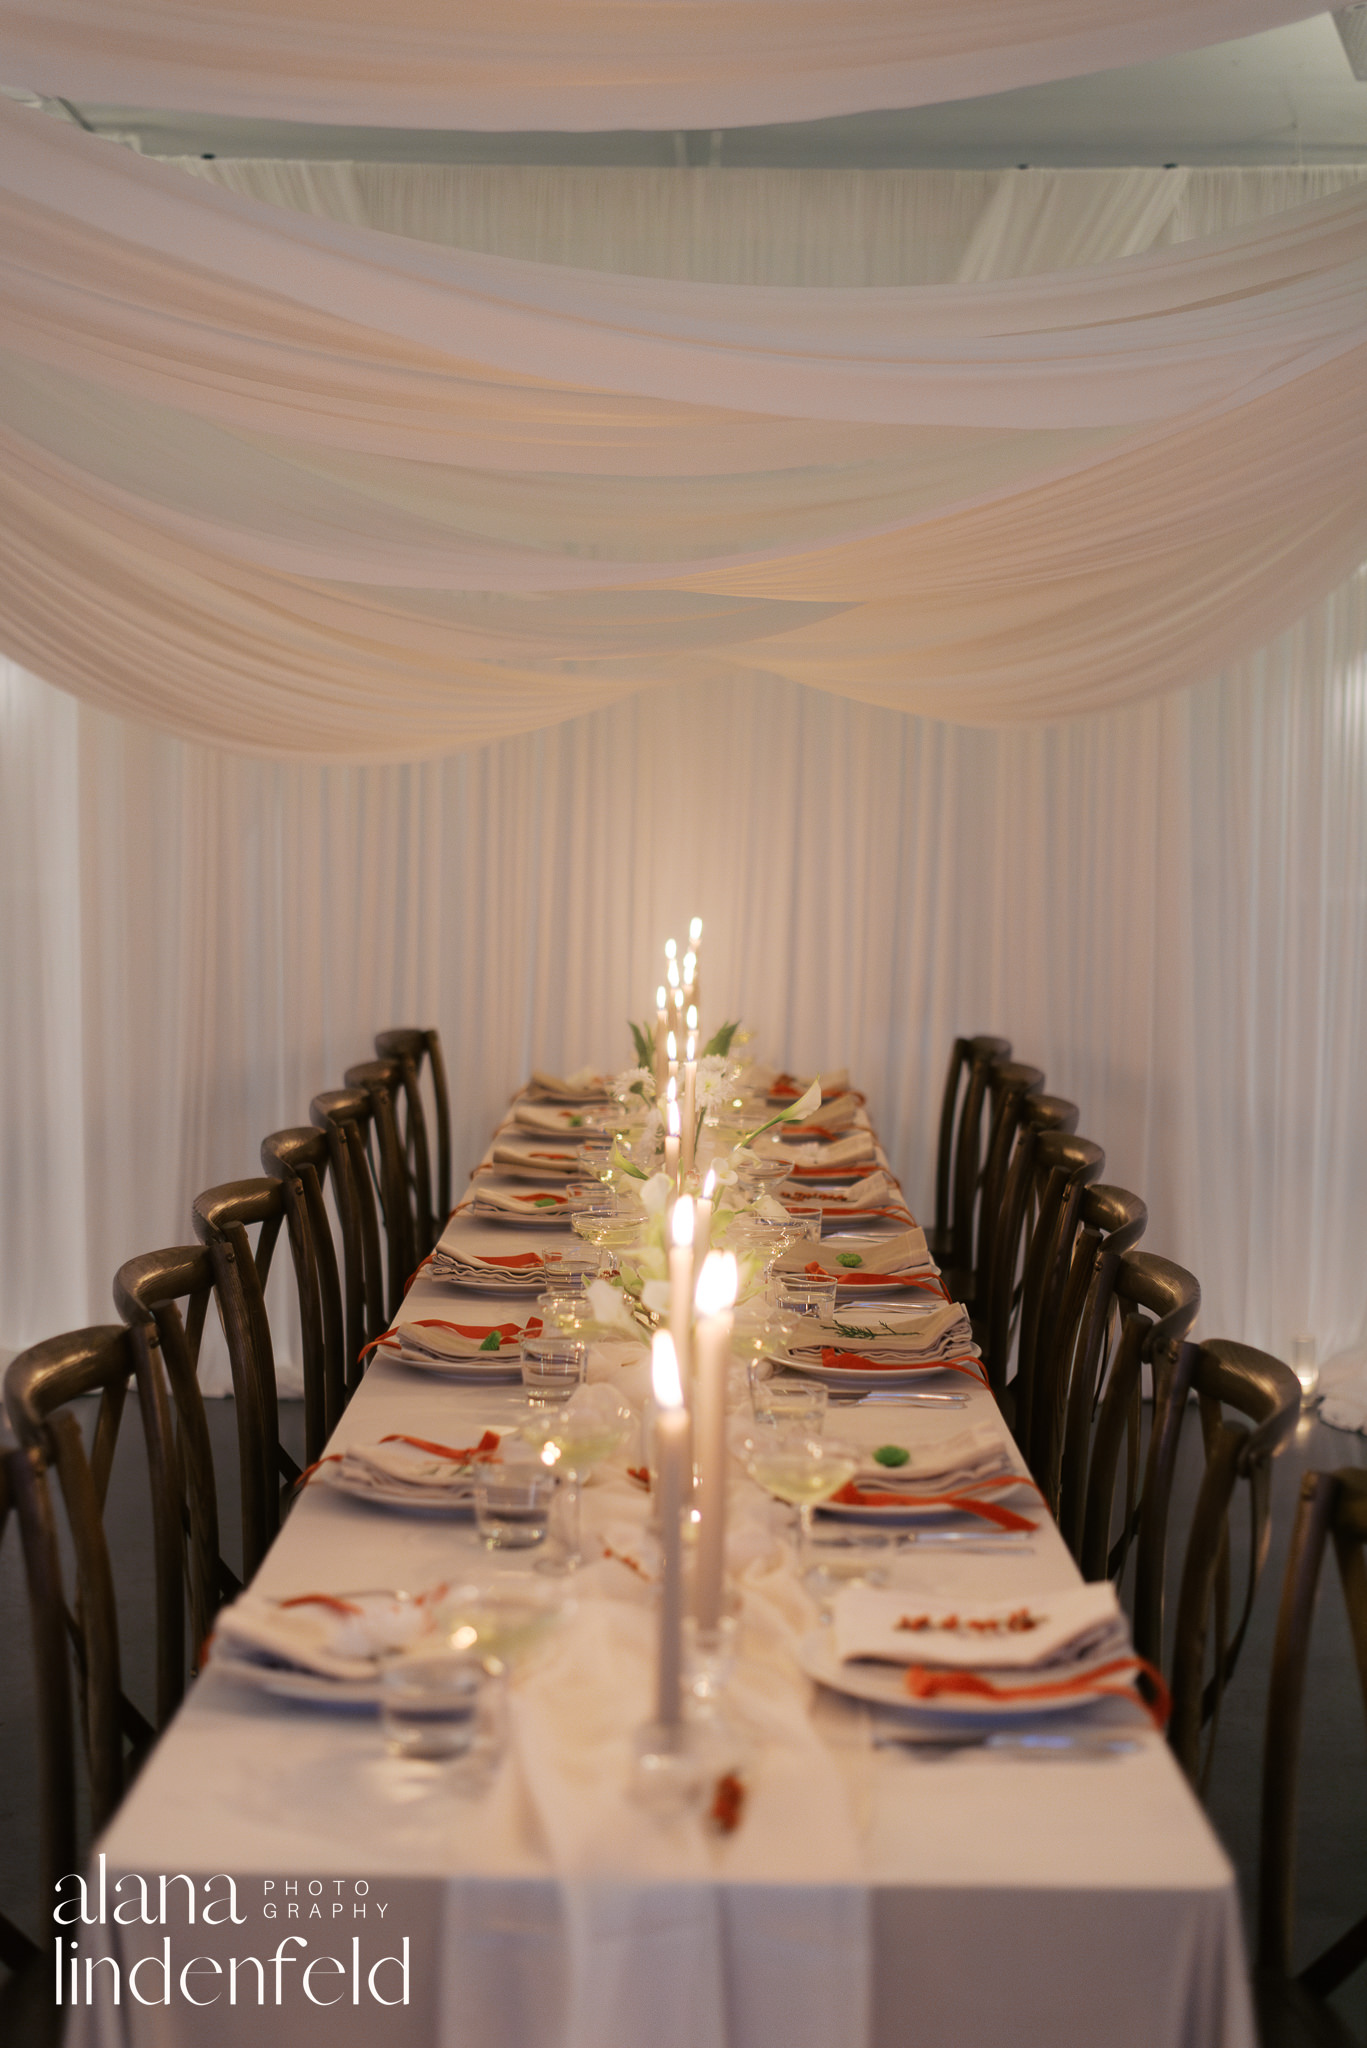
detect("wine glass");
top-left (744, 1432), bottom-right (860, 1573)
top-left (518, 1395), bottom-right (633, 1573)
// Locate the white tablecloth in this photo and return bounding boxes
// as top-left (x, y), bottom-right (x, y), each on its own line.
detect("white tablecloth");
top-left (67, 1133), bottom-right (1255, 2048)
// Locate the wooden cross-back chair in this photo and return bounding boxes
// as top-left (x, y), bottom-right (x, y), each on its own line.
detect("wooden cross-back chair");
top-left (113, 1244), bottom-right (271, 1590)
top-left (343, 1057), bottom-right (418, 1321)
top-left (1136, 1338), bottom-right (1301, 1792)
top-left (310, 1085), bottom-right (388, 1377)
top-left (1019, 1181), bottom-right (1148, 1511)
top-left (1258, 1466), bottom-right (1367, 2047)
top-left (979, 1092), bottom-right (1082, 1396)
top-left (192, 1174), bottom-right (346, 1473)
top-left (1068, 1250), bottom-right (1202, 1592)
top-left (0, 1441), bottom-right (78, 2048)
top-left (965, 1060), bottom-right (1045, 1308)
top-left (930, 1034), bottom-right (1011, 1271)
top-left (1007, 1130), bottom-right (1106, 1451)
top-left (5, 1325), bottom-right (184, 1741)
top-left (375, 1026), bottom-right (452, 1253)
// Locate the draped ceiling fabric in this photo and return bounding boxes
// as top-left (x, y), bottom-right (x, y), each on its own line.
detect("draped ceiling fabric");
top-left (2, 161), bottom-right (1366, 1386)
top-left (4, 101), bottom-right (1367, 755)
top-left (0, 0), bottom-right (1326, 129)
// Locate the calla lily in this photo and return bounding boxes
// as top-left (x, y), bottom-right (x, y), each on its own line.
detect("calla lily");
top-left (642, 1279), bottom-right (673, 1315)
top-left (587, 1278), bottom-right (634, 1331)
top-left (640, 1171), bottom-right (673, 1218)
top-left (738, 1074), bottom-right (824, 1149)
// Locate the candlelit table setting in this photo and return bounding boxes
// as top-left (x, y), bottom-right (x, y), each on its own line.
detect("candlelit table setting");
top-left (68, 926), bottom-right (1256, 2048)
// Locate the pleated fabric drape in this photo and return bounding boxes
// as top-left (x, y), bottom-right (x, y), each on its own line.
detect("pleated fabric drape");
top-left (2, 163), bottom-right (1365, 1385)
top-left (5, 109), bottom-right (1367, 753)
top-left (5, 573), bottom-right (1366, 1380)
top-left (0, 0), bottom-right (1323, 130)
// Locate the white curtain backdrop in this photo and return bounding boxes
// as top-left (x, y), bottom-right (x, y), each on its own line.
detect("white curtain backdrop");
top-left (2, 162), bottom-right (1365, 1382)
top-left (0, 0), bottom-right (1323, 130)
top-left (5, 108), bottom-right (1367, 752)
top-left (5, 573), bottom-right (1366, 1373)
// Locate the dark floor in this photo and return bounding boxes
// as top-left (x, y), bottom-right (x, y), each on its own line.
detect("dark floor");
top-left (2, 1396), bottom-right (1365, 2038)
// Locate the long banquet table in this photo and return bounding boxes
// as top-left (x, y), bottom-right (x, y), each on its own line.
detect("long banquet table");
top-left (69, 1072), bottom-right (1255, 2048)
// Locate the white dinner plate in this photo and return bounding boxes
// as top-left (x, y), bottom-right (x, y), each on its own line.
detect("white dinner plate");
top-left (779, 1352), bottom-right (986, 1391)
top-left (814, 1474), bottom-right (1035, 1526)
top-left (316, 1465), bottom-right (478, 1517)
top-left (463, 1204), bottom-right (574, 1230)
top-left (388, 1344), bottom-right (525, 1383)
top-left (796, 1626), bottom-right (1133, 1723)
top-left (210, 1645), bottom-right (382, 1710)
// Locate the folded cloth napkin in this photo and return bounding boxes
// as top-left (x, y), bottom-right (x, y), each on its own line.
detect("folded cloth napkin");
top-left (807, 1169), bottom-right (903, 1211)
top-left (767, 1068), bottom-right (850, 1100)
top-left (832, 1581), bottom-right (1129, 1672)
top-left (787, 1302), bottom-right (979, 1372)
top-left (774, 1227), bottom-right (934, 1282)
top-left (330, 1432), bottom-right (502, 1502)
top-left (780, 1132), bottom-right (878, 1173)
top-left (211, 1585), bottom-right (442, 1683)
top-left (524, 1068), bottom-right (611, 1102)
top-left (428, 1248), bottom-right (547, 1290)
top-left (491, 1141), bottom-right (586, 1177)
top-left (463, 1179), bottom-right (576, 1219)
top-left (379, 1316), bottom-right (539, 1361)
top-left (779, 1091), bottom-right (862, 1137)
top-left (511, 1102), bottom-right (607, 1134)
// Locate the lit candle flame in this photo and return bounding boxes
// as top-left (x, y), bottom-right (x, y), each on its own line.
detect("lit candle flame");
top-left (702, 1166), bottom-right (716, 1198)
top-left (656, 984), bottom-right (667, 1010)
top-left (666, 1075), bottom-right (677, 1103)
top-left (667, 959), bottom-right (680, 990)
top-left (665, 938), bottom-right (677, 961)
top-left (667, 1030), bottom-right (677, 1062)
top-left (683, 952), bottom-right (696, 984)
top-left (686, 1003), bottom-right (697, 1031)
top-left (689, 917), bottom-right (702, 944)
top-left (652, 1330), bottom-right (683, 1408)
top-left (667, 1097), bottom-right (681, 1136)
top-left (694, 1249), bottom-right (738, 1316)
top-left (672, 1194), bottom-right (695, 1248)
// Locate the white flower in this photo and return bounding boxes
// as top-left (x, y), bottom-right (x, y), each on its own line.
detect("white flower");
top-left (613, 1065), bottom-right (654, 1104)
top-left (587, 1278), bottom-right (634, 1331)
top-left (642, 1279), bottom-right (673, 1315)
top-left (640, 1171), bottom-right (673, 1218)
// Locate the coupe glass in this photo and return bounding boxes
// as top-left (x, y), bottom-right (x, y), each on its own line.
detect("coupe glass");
top-left (744, 1432), bottom-right (860, 1571)
top-left (518, 1396), bottom-right (633, 1573)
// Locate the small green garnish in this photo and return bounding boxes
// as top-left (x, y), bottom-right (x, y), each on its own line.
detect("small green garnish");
top-left (478, 1332), bottom-right (502, 1352)
top-left (568, 1114), bottom-right (584, 1127)
top-left (532, 1195), bottom-right (558, 1207)
top-left (873, 1444), bottom-right (910, 1468)
top-left (837, 1253), bottom-right (863, 1269)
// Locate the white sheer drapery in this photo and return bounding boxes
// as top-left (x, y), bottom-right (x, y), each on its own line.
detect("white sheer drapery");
top-left (0, 0), bottom-right (1324, 130)
top-left (2, 161), bottom-right (1365, 1383)
top-left (5, 576), bottom-right (1366, 1375)
top-left (5, 105), bottom-right (1367, 754)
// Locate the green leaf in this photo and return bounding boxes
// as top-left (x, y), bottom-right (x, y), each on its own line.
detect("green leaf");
top-left (702, 1020), bottom-right (740, 1057)
top-left (532, 1195), bottom-right (558, 1208)
top-left (873, 1444), bottom-right (910, 1468)
top-left (836, 1252), bottom-right (863, 1268)
top-left (568, 1113), bottom-right (584, 1127)
top-left (629, 1020), bottom-right (653, 1067)
top-left (478, 1332), bottom-right (502, 1352)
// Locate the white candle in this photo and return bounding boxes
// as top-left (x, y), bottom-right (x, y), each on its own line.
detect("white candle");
top-left (664, 1090), bottom-right (681, 1188)
top-left (666, 1029), bottom-right (678, 1089)
top-left (688, 916), bottom-right (703, 1018)
top-left (694, 1165), bottom-right (716, 1260)
top-left (654, 985), bottom-right (668, 1101)
top-left (681, 1030), bottom-right (697, 1179)
top-left (651, 1332), bottom-right (688, 1731)
top-left (692, 1252), bottom-right (737, 1634)
top-left (669, 1194), bottom-right (694, 1388)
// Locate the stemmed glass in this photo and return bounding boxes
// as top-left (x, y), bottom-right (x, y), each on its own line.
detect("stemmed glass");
top-left (518, 1396), bottom-right (633, 1573)
top-left (744, 1431), bottom-right (860, 1574)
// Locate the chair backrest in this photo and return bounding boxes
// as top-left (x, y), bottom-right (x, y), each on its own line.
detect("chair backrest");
top-left (259, 1131), bottom-right (349, 1452)
top-left (1009, 1131), bottom-right (1106, 1465)
top-left (343, 1057), bottom-right (417, 1319)
top-left (5, 1324), bottom-right (183, 1739)
top-left (972, 1061), bottom-right (1045, 1306)
top-left (310, 1085), bottom-right (388, 1375)
top-left (0, 1434), bottom-right (79, 1981)
top-left (1075, 1250), bottom-right (1202, 1590)
top-left (1143, 1339), bottom-right (1300, 1790)
top-left (374, 1026), bottom-right (452, 1252)
top-left (981, 1092), bottom-right (1081, 1394)
top-left (1258, 1466), bottom-right (1367, 2000)
top-left (1036, 1184), bottom-right (1148, 1521)
top-left (932, 1034), bottom-right (1011, 1261)
top-left (2, 1335), bottom-right (140, 1877)
top-left (114, 1243), bottom-right (270, 1588)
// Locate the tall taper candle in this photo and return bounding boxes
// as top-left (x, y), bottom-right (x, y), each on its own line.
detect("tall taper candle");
top-left (669, 1194), bottom-right (694, 1388)
top-left (693, 1251), bottom-right (737, 1632)
top-left (664, 1091), bottom-right (681, 1189)
top-left (654, 986), bottom-right (669, 1101)
top-left (694, 1165), bottom-right (716, 1260)
top-left (651, 1331), bottom-right (687, 1731)
top-left (681, 1030), bottom-right (697, 1178)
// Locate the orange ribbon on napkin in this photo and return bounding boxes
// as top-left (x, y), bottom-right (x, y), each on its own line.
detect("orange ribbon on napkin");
top-left (360, 1317), bottom-right (540, 1362)
top-left (819, 1347), bottom-right (988, 1385)
top-left (904, 1655), bottom-right (1172, 1730)
top-left (827, 1474), bottom-right (1037, 1530)
top-left (378, 1430), bottom-right (501, 1463)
